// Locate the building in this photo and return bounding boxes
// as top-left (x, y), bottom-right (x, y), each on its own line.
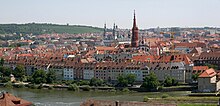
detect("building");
top-left (198, 68), bottom-right (220, 92)
top-left (194, 52), bottom-right (220, 70)
top-left (149, 62), bottom-right (186, 83)
top-left (131, 11), bottom-right (139, 47)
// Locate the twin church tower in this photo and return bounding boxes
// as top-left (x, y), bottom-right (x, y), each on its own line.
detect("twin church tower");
top-left (103, 11), bottom-right (139, 48)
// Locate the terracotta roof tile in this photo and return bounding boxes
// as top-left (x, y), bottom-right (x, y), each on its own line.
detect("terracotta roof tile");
top-left (199, 68), bottom-right (216, 78)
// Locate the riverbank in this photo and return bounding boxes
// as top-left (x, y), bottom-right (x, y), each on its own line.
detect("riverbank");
top-left (0, 82), bottom-right (196, 93)
top-left (0, 87), bottom-right (218, 106)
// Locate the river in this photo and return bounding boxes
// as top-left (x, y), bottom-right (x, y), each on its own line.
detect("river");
top-left (0, 87), bottom-right (189, 106)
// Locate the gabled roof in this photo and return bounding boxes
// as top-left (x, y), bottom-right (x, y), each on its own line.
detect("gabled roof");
top-left (199, 68), bottom-right (216, 78)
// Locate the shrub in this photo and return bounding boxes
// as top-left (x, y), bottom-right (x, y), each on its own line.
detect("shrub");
top-left (82, 85), bottom-right (91, 91)
top-left (4, 82), bottom-right (13, 88)
top-left (122, 88), bottom-right (130, 92)
top-left (64, 80), bottom-right (74, 86)
top-left (68, 84), bottom-right (79, 91)
top-left (158, 86), bottom-right (163, 91)
top-left (109, 88), bottom-right (117, 92)
top-left (48, 86), bottom-right (54, 90)
top-left (15, 84), bottom-right (25, 88)
top-left (37, 84), bottom-right (43, 89)
top-left (1, 77), bottom-right (10, 83)
top-left (29, 84), bottom-right (37, 89)
top-left (161, 94), bottom-right (169, 98)
top-left (77, 80), bottom-right (90, 86)
top-left (143, 96), bottom-right (149, 102)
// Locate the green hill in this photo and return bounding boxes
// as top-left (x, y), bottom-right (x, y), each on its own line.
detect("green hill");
top-left (0, 23), bottom-right (103, 35)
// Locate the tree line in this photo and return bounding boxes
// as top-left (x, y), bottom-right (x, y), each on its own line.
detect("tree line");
top-left (0, 23), bottom-right (102, 35)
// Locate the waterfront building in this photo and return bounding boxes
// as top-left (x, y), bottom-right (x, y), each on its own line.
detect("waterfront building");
top-left (198, 68), bottom-right (220, 92)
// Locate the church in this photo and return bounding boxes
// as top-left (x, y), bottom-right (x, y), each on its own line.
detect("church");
top-left (102, 11), bottom-right (150, 53)
top-left (131, 11), bottom-right (150, 53)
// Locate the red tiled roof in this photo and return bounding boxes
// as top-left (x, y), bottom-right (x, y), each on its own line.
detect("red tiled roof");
top-left (193, 66), bottom-right (209, 71)
top-left (199, 68), bottom-right (216, 78)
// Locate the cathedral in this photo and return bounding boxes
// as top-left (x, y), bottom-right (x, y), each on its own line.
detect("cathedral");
top-left (101, 11), bottom-right (150, 53)
top-left (131, 11), bottom-right (150, 52)
top-left (131, 11), bottom-right (139, 47)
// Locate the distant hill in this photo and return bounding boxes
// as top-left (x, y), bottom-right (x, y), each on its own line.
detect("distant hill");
top-left (0, 23), bottom-right (103, 35)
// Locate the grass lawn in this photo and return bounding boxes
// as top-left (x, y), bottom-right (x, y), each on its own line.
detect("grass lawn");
top-left (146, 96), bottom-right (219, 105)
top-left (178, 104), bottom-right (216, 106)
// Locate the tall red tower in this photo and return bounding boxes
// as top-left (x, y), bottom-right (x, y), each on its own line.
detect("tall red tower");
top-left (131, 10), bottom-right (139, 47)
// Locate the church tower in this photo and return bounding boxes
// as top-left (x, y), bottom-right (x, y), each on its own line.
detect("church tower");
top-left (131, 10), bottom-right (139, 47)
top-left (103, 23), bottom-right (107, 39)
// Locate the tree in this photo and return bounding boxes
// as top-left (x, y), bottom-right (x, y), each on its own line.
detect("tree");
top-left (13, 65), bottom-right (25, 79)
top-left (117, 75), bottom-right (128, 87)
top-left (141, 73), bottom-right (160, 91)
top-left (192, 73), bottom-right (199, 82)
top-left (126, 74), bottom-right (136, 86)
top-left (89, 77), bottom-right (104, 86)
top-left (0, 66), bottom-right (12, 77)
top-left (32, 70), bottom-right (46, 84)
top-left (0, 58), bottom-right (4, 66)
top-left (46, 70), bottom-right (56, 84)
top-left (116, 74), bottom-right (137, 87)
top-left (163, 76), bottom-right (173, 87)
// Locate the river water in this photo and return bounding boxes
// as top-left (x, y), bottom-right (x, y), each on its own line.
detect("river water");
top-left (0, 87), bottom-right (189, 106)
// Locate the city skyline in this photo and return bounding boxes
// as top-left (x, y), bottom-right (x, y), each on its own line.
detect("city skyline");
top-left (0, 0), bottom-right (220, 29)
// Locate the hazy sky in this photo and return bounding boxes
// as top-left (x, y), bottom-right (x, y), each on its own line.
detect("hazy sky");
top-left (0, 0), bottom-right (220, 29)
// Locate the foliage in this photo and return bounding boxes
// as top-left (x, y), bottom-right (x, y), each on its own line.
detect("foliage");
top-left (163, 76), bottom-right (178, 87)
top-left (122, 88), bottom-right (130, 92)
top-left (68, 84), bottom-right (79, 91)
top-left (192, 73), bottom-right (199, 81)
top-left (89, 77), bottom-right (104, 87)
top-left (117, 74), bottom-right (136, 87)
top-left (77, 80), bottom-right (90, 86)
top-left (161, 94), bottom-right (169, 98)
top-left (46, 70), bottom-right (56, 84)
top-left (13, 65), bottom-right (26, 79)
top-left (28, 84), bottom-right (37, 89)
top-left (126, 74), bottom-right (136, 86)
top-left (0, 58), bottom-right (4, 66)
top-left (0, 23), bottom-right (103, 35)
top-left (158, 86), bottom-right (163, 91)
top-left (0, 77), bottom-right (10, 83)
top-left (48, 86), bottom-right (54, 90)
top-left (0, 66), bottom-right (12, 77)
top-left (81, 85), bottom-right (91, 91)
top-left (141, 73), bottom-right (160, 91)
top-left (143, 96), bottom-right (149, 102)
top-left (4, 82), bottom-right (13, 88)
top-left (31, 70), bottom-right (47, 84)
top-left (37, 84), bottom-right (44, 89)
top-left (63, 80), bottom-right (75, 86)
top-left (117, 75), bottom-right (128, 87)
top-left (109, 88), bottom-right (117, 92)
top-left (15, 84), bottom-right (25, 88)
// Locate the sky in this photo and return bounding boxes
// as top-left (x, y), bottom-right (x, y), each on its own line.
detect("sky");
top-left (0, 0), bottom-right (220, 29)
